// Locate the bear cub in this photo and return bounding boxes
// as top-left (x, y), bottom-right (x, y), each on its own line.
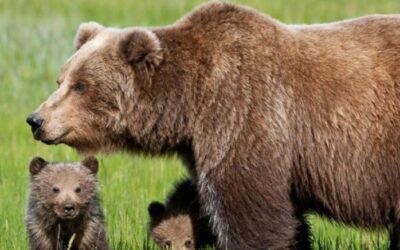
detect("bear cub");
top-left (25, 156), bottom-right (109, 250)
top-left (148, 179), bottom-right (216, 250)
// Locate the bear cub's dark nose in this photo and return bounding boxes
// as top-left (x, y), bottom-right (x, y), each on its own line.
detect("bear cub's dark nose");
top-left (26, 113), bottom-right (43, 133)
top-left (64, 204), bottom-right (75, 214)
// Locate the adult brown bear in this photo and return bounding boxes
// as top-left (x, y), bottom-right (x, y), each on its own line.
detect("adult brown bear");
top-left (27, 2), bottom-right (400, 249)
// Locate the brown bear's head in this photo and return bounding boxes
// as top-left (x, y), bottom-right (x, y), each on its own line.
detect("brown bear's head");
top-left (148, 201), bottom-right (195, 250)
top-left (27, 22), bottom-right (165, 153)
top-left (29, 156), bottom-right (99, 219)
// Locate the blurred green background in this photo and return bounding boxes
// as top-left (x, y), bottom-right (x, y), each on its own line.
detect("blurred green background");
top-left (1, 0), bottom-right (399, 249)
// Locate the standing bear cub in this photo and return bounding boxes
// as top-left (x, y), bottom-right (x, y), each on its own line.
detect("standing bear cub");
top-left (148, 179), bottom-right (216, 250)
top-left (26, 156), bottom-right (109, 250)
top-left (27, 1), bottom-right (400, 249)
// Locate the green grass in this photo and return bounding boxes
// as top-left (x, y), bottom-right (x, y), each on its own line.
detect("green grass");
top-left (0, 0), bottom-right (399, 249)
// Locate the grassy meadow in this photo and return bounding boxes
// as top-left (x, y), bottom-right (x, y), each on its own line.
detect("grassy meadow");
top-left (1, 0), bottom-right (400, 249)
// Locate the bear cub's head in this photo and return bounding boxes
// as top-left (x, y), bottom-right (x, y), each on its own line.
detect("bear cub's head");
top-left (148, 201), bottom-right (195, 250)
top-left (29, 156), bottom-right (99, 219)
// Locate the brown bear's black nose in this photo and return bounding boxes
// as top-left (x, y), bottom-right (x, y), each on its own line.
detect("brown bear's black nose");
top-left (26, 113), bottom-right (43, 133)
top-left (64, 204), bottom-right (75, 214)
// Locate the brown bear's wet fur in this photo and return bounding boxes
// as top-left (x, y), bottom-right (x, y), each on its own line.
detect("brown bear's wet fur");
top-left (28, 1), bottom-right (400, 249)
top-left (148, 179), bottom-right (216, 250)
top-left (25, 157), bottom-right (109, 250)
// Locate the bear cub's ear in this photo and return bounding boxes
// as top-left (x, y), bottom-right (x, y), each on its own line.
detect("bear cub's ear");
top-left (82, 156), bottom-right (99, 175)
top-left (120, 29), bottom-right (163, 72)
top-left (75, 22), bottom-right (104, 51)
top-left (29, 157), bottom-right (48, 175)
top-left (148, 201), bottom-right (166, 220)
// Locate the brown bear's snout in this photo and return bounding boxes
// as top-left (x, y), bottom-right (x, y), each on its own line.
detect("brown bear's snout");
top-left (61, 203), bottom-right (78, 218)
top-left (64, 204), bottom-right (75, 213)
top-left (26, 113), bottom-right (44, 135)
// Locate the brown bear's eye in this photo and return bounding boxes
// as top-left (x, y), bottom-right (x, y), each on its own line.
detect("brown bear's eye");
top-left (73, 82), bottom-right (85, 93)
top-left (75, 187), bottom-right (81, 193)
top-left (184, 240), bottom-right (193, 249)
top-left (52, 187), bottom-right (60, 193)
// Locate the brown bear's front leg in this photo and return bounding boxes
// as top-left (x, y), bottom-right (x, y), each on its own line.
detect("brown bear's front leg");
top-left (199, 164), bottom-right (311, 250)
top-left (291, 214), bottom-right (312, 250)
top-left (26, 226), bottom-right (53, 250)
top-left (79, 218), bottom-right (109, 250)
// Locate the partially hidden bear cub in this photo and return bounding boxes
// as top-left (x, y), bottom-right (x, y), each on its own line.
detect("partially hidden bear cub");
top-left (25, 156), bottom-right (109, 250)
top-left (148, 179), bottom-right (216, 250)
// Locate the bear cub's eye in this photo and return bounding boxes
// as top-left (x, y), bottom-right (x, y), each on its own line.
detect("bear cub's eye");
top-left (73, 82), bottom-right (86, 93)
top-left (184, 240), bottom-right (193, 249)
top-left (52, 187), bottom-right (60, 193)
top-left (75, 187), bottom-right (81, 193)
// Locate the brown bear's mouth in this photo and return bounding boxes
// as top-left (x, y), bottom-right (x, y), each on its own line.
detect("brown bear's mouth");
top-left (32, 128), bottom-right (44, 141)
top-left (55, 208), bottom-right (80, 220)
top-left (59, 213), bottom-right (78, 219)
top-left (40, 130), bottom-right (71, 145)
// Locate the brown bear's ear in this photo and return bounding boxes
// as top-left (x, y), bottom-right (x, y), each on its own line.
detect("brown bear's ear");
top-left (148, 201), bottom-right (166, 220)
top-left (75, 22), bottom-right (104, 51)
top-left (29, 157), bottom-right (48, 175)
top-left (82, 156), bottom-right (99, 174)
top-left (120, 29), bottom-right (163, 71)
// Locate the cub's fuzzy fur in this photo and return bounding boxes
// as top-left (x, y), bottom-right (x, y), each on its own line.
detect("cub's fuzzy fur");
top-left (25, 156), bottom-right (108, 250)
top-left (148, 179), bottom-right (216, 250)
